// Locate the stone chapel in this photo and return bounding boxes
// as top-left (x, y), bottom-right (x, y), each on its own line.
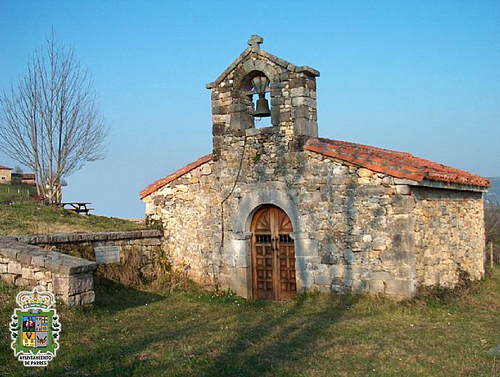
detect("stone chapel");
top-left (140, 35), bottom-right (489, 300)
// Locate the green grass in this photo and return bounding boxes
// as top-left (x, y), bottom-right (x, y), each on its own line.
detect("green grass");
top-left (0, 202), bottom-right (145, 235)
top-left (1, 268), bottom-right (499, 376)
top-left (0, 184), bottom-right (145, 235)
top-left (0, 184), bottom-right (37, 203)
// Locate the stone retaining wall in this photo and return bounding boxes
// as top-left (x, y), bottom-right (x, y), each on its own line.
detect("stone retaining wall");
top-left (17, 230), bottom-right (163, 286)
top-left (0, 230), bottom-right (163, 305)
top-left (0, 237), bottom-right (97, 305)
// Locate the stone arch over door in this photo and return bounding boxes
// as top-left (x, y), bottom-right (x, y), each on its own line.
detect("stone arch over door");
top-left (227, 188), bottom-right (312, 299)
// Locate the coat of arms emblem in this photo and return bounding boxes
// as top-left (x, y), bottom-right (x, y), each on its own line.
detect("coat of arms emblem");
top-left (10, 289), bottom-right (60, 367)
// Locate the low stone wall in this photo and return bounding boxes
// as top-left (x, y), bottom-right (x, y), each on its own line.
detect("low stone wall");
top-left (0, 237), bottom-right (97, 305)
top-left (17, 230), bottom-right (164, 286)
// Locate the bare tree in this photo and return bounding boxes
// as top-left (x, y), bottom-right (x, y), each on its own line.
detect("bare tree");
top-left (0, 33), bottom-right (107, 204)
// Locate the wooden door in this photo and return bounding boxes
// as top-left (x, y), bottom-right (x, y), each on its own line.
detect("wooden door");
top-left (251, 205), bottom-right (296, 300)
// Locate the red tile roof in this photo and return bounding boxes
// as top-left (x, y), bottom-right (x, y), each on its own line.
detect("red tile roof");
top-left (304, 138), bottom-right (489, 188)
top-left (140, 138), bottom-right (489, 200)
top-left (0, 165), bottom-right (12, 170)
top-left (140, 154), bottom-right (212, 199)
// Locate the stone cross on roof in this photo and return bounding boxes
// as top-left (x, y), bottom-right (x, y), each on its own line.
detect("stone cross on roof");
top-left (248, 35), bottom-right (263, 49)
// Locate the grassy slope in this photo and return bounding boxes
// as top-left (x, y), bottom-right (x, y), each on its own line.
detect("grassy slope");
top-left (0, 269), bottom-right (499, 376)
top-left (0, 184), bottom-right (144, 235)
top-left (0, 184), bottom-right (37, 203)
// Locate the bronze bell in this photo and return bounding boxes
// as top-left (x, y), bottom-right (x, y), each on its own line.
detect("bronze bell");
top-left (254, 95), bottom-right (271, 118)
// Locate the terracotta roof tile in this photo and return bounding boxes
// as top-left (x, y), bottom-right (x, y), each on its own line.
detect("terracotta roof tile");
top-left (140, 154), bottom-right (213, 199)
top-left (141, 137), bottom-right (489, 200)
top-left (0, 165), bottom-right (12, 170)
top-left (305, 138), bottom-right (489, 188)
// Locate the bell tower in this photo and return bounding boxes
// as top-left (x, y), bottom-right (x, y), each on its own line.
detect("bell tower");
top-left (207, 35), bottom-right (320, 160)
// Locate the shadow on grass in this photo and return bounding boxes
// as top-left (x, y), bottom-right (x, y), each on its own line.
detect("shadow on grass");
top-left (92, 276), bottom-right (167, 313)
top-left (47, 288), bottom-right (361, 377)
top-left (196, 293), bottom-right (361, 376)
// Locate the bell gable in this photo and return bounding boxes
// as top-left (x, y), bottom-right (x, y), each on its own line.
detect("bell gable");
top-left (207, 35), bottom-right (320, 161)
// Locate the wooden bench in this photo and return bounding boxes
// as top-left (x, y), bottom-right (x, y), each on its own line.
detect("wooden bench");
top-left (61, 202), bottom-right (94, 215)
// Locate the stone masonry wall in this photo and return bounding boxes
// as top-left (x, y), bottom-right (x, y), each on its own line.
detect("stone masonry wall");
top-left (0, 237), bottom-right (97, 305)
top-left (144, 163), bottom-right (218, 286)
top-left (412, 187), bottom-right (485, 287)
top-left (144, 133), bottom-right (485, 300)
top-left (144, 135), bottom-right (421, 300)
top-left (218, 132), bottom-right (417, 299)
top-left (17, 230), bottom-right (163, 286)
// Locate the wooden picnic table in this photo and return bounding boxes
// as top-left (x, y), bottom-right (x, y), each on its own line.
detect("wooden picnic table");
top-left (61, 202), bottom-right (94, 215)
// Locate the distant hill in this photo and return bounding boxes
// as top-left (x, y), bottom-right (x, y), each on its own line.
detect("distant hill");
top-left (486, 177), bottom-right (500, 205)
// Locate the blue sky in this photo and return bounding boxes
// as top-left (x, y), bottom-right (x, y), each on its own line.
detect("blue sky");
top-left (1, 0), bottom-right (499, 218)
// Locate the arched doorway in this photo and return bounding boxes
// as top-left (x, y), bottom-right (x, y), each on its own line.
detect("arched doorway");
top-left (251, 205), bottom-right (296, 300)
